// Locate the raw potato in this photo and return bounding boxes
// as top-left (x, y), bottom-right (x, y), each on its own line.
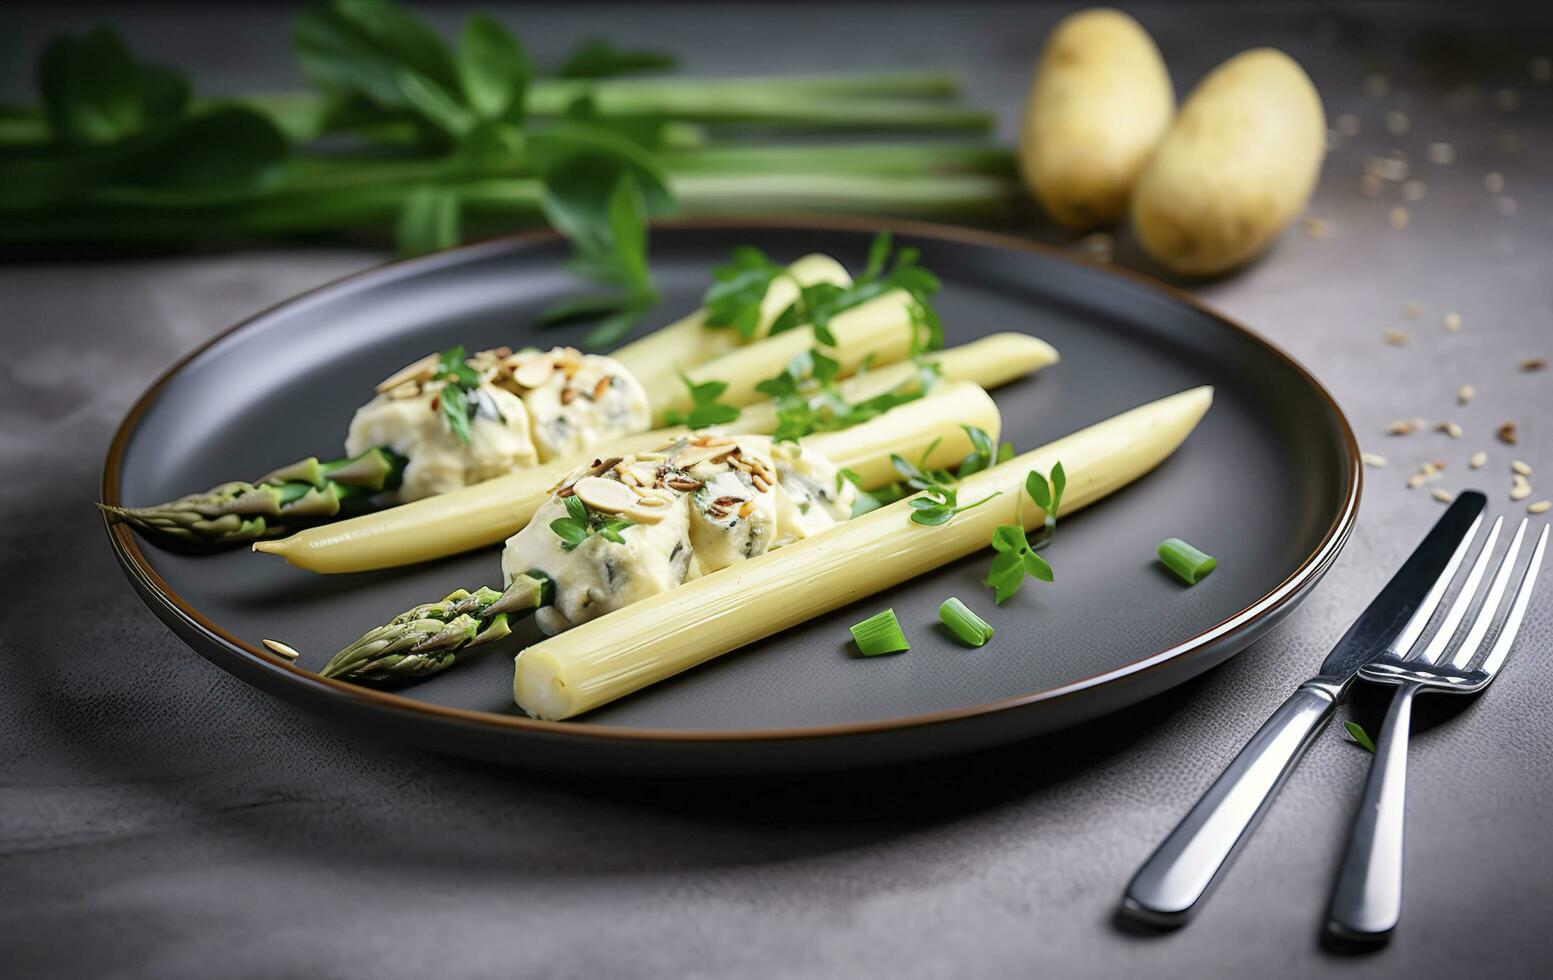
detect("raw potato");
top-left (1132, 48), bottom-right (1325, 276)
top-left (1019, 8), bottom-right (1174, 229)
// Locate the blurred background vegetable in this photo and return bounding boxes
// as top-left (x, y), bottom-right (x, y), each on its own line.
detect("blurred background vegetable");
top-left (0, 0), bottom-right (1020, 343)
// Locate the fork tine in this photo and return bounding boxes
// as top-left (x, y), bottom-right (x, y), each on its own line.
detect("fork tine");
top-left (1413, 517), bottom-right (1503, 664)
top-left (1473, 523), bottom-right (1549, 678)
top-left (1447, 519), bottom-right (1529, 670)
top-left (1387, 512), bottom-right (1485, 658)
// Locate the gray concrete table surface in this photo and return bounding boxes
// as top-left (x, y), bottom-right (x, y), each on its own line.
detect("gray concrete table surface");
top-left (3, 2), bottom-right (1551, 977)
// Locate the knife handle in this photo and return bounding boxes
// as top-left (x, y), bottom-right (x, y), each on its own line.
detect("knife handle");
top-left (1122, 680), bottom-right (1340, 925)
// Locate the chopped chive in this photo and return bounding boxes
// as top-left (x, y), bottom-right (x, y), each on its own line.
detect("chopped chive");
top-left (850, 608), bottom-right (910, 656)
top-left (938, 597), bottom-right (994, 647)
top-left (1343, 721), bottom-right (1377, 753)
top-left (1158, 537), bottom-right (1217, 585)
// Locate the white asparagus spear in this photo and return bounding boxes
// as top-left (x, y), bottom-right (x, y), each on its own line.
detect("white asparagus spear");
top-left (614, 253), bottom-right (850, 397)
top-left (648, 288), bottom-right (920, 424)
top-left (257, 381), bottom-right (999, 574)
top-left (513, 386), bottom-right (1213, 720)
top-left (255, 333), bottom-right (1055, 573)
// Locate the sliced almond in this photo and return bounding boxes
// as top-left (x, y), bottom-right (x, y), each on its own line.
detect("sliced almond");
top-left (1361, 452), bottom-right (1389, 468)
top-left (1431, 488), bottom-right (1454, 503)
top-left (1511, 475), bottom-right (1533, 501)
top-left (1470, 451), bottom-right (1488, 469)
top-left (513, 356), bottom-right (555, 389)
top-left (375, 353), bottom-right (439, 393)
top-left (1512, 460), bottom-right (1533, 476)
top-left (572, 476), bottom-right (638, 514)
top-left (1529, 500), bottom-right (1551, 515)
top-left (1457, 384), bottom-right (1475, 405)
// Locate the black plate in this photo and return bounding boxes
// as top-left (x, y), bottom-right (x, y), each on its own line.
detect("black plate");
top-left (103, 218), bottom-right (1360, 775)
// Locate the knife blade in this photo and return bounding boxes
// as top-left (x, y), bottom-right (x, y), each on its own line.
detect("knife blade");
top-left (1122, 491), bottom-right (1487, 926)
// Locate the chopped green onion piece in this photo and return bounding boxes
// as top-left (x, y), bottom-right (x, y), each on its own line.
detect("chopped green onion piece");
top-left (1158, 537), bottom-right (1217, 585)
top-left (938, 597), bottom-right (994, 647)
top-left (1343, 721), bottom-right (1377, 753)
top-left (850, 608), bottom-right (910, 657)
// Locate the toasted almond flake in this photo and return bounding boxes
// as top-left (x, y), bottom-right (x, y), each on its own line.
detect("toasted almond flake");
top-left (1383, 328), bottom-right (1409, 346)
top-left (738, 500), bottom-right (755, 519)
top-left (572, 476), bottom-right (639, 514)
top-left (1521, 357), bottom-right (1547, 372)
top-left (1389, 206), bottom-right (1410, 230)
top-left (387, 380), bottom-right (421, 400)
top-left (1510, 476), bottom-right (1532, 501)
top-left (1301, 217), bottom-right (1330, 239)
top-left (1385, 110), bottom-right (1410, 135)
top-left (1431, 488), bottom-right (1454, 503)
top-left (1443, 311), bottom-right (1462, 331)
top-left (1457, 384), bottom-right (1475, 405)
top-left (1493, 87), bottom-right (1520, 111)
top-left (1403, 301), bottom-right (1422, 320)
top-left (1427, 142), bottom-right (1456, 165)
top-left (375, 353), bottom-right (439, 393)
top-left (1512, 460), bottom-right (1533, 477)
top-left (1361, 452), bottom-right (1389, 468)
top-left (1529, 500), bottom-right (1552, 515)
top-left (1437, 421), bottom-right (1463, 438)
top-left (1498, 422), bottom-right (1519, 445)
top-left (263, 638), bottom-right (301, 660)
top-left (1364, 73), bottom-right (1390, 98)
top-left (1470, 451), bottom-right (1488, 469)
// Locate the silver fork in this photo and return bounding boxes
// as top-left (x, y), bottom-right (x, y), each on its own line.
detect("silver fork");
top-left (1326, 516), bottom-right (1550, 943)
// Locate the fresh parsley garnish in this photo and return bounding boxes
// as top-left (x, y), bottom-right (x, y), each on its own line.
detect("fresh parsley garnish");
top-left (957, 423), bottom-right (1015, 477)
top-left (984, 462), bottom-right (1064, 604)
top-left (664, 371), bottom-right (741, 429)
top-left (556, 38), bottom-right (677, 79)
top-left (838, 468), bottom-right (884, 517)
top-left (704, 246), bottom-right (788, 340)
top-left (701, 231), bottom-right (945, 353)
top-left (908, 482), bottom-right (1000, 527)
top-left (434, 345), bottom-right (483, 445)
top-left (1343, 721), bottom-right (1377, 753)
top-left (758, 349), bottom-right (941, 443)
top-left (549, 493), bottom-right (634, 551)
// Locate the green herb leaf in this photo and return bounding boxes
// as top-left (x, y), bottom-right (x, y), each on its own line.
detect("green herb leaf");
top-left (704, 246), bottom-right (785, 340)
top-left (557, 38), bottom-right (677, 79)
top-left (39, 26), bottom-right (190, 145)
top-left (551, 492), bottom-right (634, 551)
top-left (850, 608), bottom-right (910, 657)
top-left (456, 14), bottom-right (529, 123)
top-left (1343, 721), bottom-right (1377, 753)
top-left (983, 462), bottom-right (1064, 605)
top-left (294, 0), bottom-right (460, 116)
top-left (396, 184), bottom-right (461, 256)
top-left (705, 233), bottom-right (944, 354)
top-left (664, 371), bottom-right (741, 429)
top-left (440, 381), bottom-right (472, 445)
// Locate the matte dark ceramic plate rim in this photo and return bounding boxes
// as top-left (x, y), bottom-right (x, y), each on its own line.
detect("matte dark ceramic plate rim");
top-left (102, 216), bottom-right (1362, 746)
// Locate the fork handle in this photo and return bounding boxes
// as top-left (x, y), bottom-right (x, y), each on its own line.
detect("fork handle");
top-left (1326, 682), bottom-right (1420, 942)
top-left (1123, 680), bottom-right (1339, 925)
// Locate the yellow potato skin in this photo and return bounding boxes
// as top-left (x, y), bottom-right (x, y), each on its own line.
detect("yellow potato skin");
top-left (1132, 48), bottom-right (1325, 276)
top-left (1019, 8), bottom-right (1174, 229)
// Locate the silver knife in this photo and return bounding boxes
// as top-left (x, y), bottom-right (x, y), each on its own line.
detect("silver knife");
top-left (1122, 491), bottom-right (1488, 926)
